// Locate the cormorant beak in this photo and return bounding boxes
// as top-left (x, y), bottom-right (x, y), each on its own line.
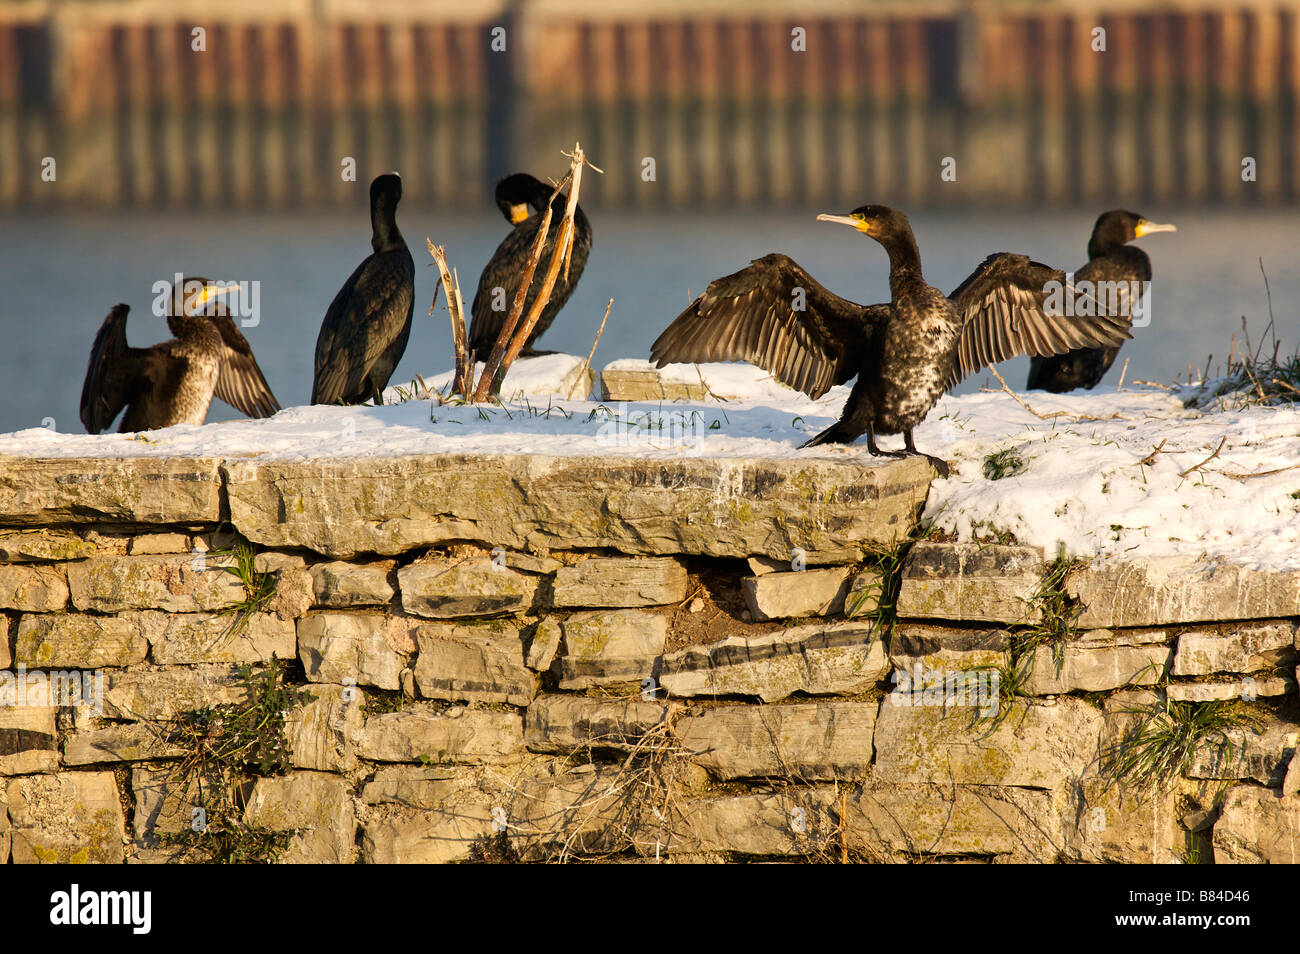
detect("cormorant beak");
top-left (1135, 220), bottom-right (1176, 238)
top-left (509, 203), bottom-right (530, 225)
top-left (179, 281), bottom-right (235, 316)
top-left (817, 213), bottom-right (867, 233)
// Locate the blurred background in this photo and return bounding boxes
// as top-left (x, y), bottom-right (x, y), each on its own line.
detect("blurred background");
top-left (1, 0), bottom-right (1298, 432)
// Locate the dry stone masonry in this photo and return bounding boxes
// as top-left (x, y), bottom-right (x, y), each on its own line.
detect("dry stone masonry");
top-left (0, 454), bottom-right (1297, 863)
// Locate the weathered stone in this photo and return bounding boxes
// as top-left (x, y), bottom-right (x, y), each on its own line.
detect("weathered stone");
top-left (63, 723), bottom-right (186, 766)
top-left (132, 765), bottom-right (214, 845)
top-left (1173, 622), bottom-right (1297, 676)
top-left (1167, 675), bottom-right (1295, 703)
top-left (361, 765), bottom-right (461, 809)
top-left (1213, 785), bottom-right (1300, 864)
top-left (285, 684), bottom-right (365, 773)
top-left (897, 542), bottom-right (1043, 623)
top-left (672, 790), bottom-right (838, 857)
top-left (1068, 557), bottom-right (1300, 627)
top-left (526, 617), bottom-right (562, 671)
top-left (0, 626), bottom-right (8, 669)
top-left (413, 620), bottom-right (538, 705)
top-left (843, 569), bottom-right (884, 618)
top-left (311, 560), bottom-right (396, 607)
top-left (0, 528), bottom-right (97, 562)
top-left (357, 706), bottom-right (524, 763)
top-left (511, 767), bottom-right (652, 859)
top-left (7, 771), bottom-right (126, 863)
top-left (103, 665), bottom-right (249, 721)
top-left (128, 532), bottom-right (192, 555)
top-left (1187, 719), bottom-right (1299, 785)
top-left (143, 610), bottom-right (296, 665)
top-left (676, 702), bottom-right (875, 780)
top-left (660, 621), bottom-right (888, 702)
top-left (0, 565), bottom-right (68, 611)
top-left (244, 772), bottom-right (356, 864)
top-left (67, 554), bottom-right (244, 613)
top-left (1024, 633), bottom-right (1173, 694)
top-left (526, 695), bottom-right (667, 752)
top-left (15, 613), bottom-right (148, 668)
top-left (362, 806), bottom-right (497, 864)
top-left (0, 706), bottom-right (58, 774)
top-left (890, 624), bottom-right (1010, 672)
top-left (1067, 778), bottom-right (1198, 864)
top-left (1283, 750), bottom-right (1300, 797)
top-left (500, 550), bottom-right (563, 575)
top-left (553, 557), bottom-right (687, 608)
top-left (223, 455), bottom-right (929, 561)
top-left (297, 612), bottom-right (412, 690)
top-left (600, 362), bottom-right (708, 402)
top-left (0, 456), bottom-right (222, 525)
top-left (847, 783), bottom-right (1055, 860)
top-left (556, 609), bottom-right (669, 689)
top-left (741, 567), bottom-right (851, 621)
top-left (0, 785), bottom-right (8, 862)
top-left (399, 559), bottom-right (539, 619)
top-left (874, 697), bottom-right (1103, 789)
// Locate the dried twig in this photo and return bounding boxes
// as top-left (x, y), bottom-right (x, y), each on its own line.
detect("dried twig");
top-left (577, 298), bottom-right (614, 390)
top-left (1217, 462), bottom-right (1300, 482)
top-left (984, 366), bottom-right (1126, 422)
top-left (1137, 439), bottom-right (1167, 467)
top-left (1177, 437), bottom-right (1227, 478)
top-left (1116, 356), bottom-right (1130, 391)
top-left (491, 144), bottom-right (601, 396)
top-left (427, 239), bottom-right (472, 397)
top-left (472, 178), bottom-right (564, 401)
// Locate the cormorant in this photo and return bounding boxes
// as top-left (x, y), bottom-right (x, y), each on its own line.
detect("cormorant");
top-left (1026, 209), bottom-right (1175, 392)
top-left (312, 173), bottom-right (414, 405)
top-left (79, 278), bottom-right (280, 433)
top-left (468, 173), bottom-right (592, 361)
top-left (650, 205), bottom-right (1131, 475)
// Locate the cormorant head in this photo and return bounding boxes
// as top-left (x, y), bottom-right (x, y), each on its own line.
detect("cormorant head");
top-left (817, 205), bottom-right (918, 265)
top-left (1090, 209), bottom-right (1175, 256)
top-left (371, 173), bottom-right (403, 207)
top-left (167, 275), bottom-right (232, 318)
top-left (495, 173), bottom-right (553, 225)
top-left (816, 205), bottom-right (913, 242)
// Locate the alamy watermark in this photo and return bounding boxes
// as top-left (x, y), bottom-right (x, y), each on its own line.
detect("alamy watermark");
top-left (1043, 277), bottom-right (1152, 328)
top-left (0, 665), bottom-right (104, 714)
top-left (152, 273), bottom-right (261, 328)
top-left (594, 406), bottom-right (712, 451)
top-left (888, 663), bottom-right (1000, 718)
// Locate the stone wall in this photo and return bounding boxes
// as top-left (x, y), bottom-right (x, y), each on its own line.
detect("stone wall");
top-left (1, 454), bottom-right (1297, 864)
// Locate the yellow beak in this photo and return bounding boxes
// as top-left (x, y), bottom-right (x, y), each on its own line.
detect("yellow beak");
top-left (509, 203), bottom-right (531, 225)
top-left (1135, 220), bottom-right (1176, 238)
top-left (180, 280), bottom-right (235, 315)
top-left (816, 213), bottom-right (865, 231)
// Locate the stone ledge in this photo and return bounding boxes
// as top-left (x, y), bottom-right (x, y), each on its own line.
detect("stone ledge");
top-left (0, 457), bottom-right (223, 526)
top-left (223, 454), bottom-right (929, 560)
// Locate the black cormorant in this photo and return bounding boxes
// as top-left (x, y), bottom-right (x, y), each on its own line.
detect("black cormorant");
top-left (1026, 209), bottom-right (1175, 392)
top-left (468, 173), bottom-right (592, 361)
top-left (80, 278), bottom-right (280, 433)
top-left (650, 205), bottom-right (1132, 475)
top-left (312, 173), bottom-right (415, 405)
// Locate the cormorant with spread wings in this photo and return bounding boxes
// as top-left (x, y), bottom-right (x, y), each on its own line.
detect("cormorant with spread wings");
top-left (80, 277), bottom-right (280, 433)
top-left (651, 205), bottom-right (1131, 475)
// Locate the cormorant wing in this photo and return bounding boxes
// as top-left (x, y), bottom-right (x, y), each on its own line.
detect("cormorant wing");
top-left (947, 253), bottom-right (1131, 386)
top-left (650, 253), bottom-right (885, 399)
top-left (312, 252), bottom-right (415, 405)
top-left (209, 314), bottom-right (282, 418)
top-left (80, 304), bottom-right (148, 434)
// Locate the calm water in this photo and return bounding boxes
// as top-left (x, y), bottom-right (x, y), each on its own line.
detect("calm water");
top-left (1, 206), bottom-right (1297, 436)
